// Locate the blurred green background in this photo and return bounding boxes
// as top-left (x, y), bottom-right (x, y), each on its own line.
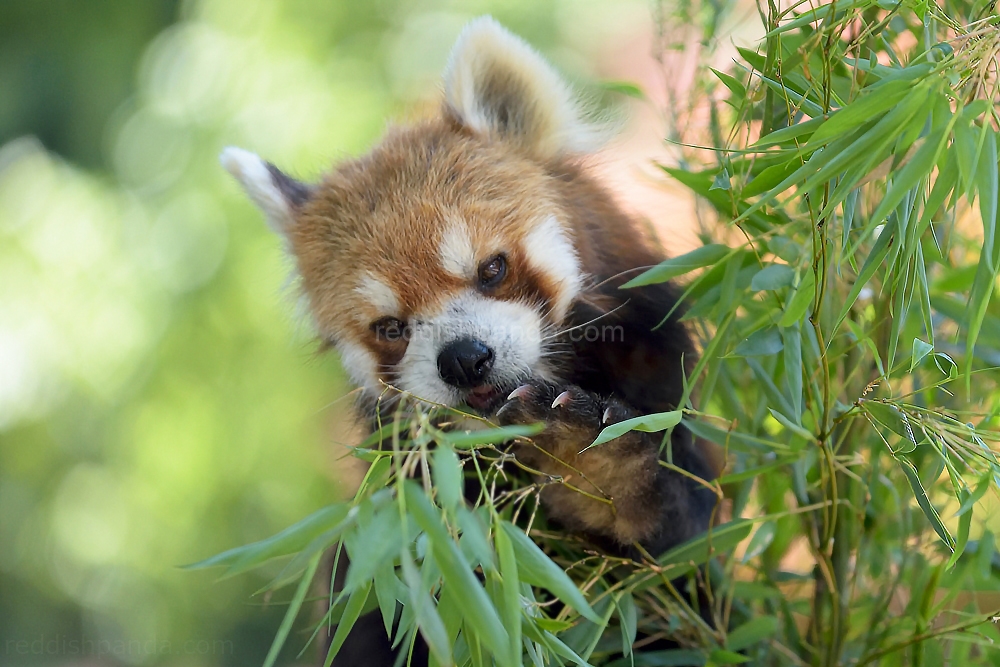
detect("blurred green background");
top-left (0, 1), bottom-right (651, 665)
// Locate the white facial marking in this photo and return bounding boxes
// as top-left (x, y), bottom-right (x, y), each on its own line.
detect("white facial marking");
top-left (438, 220), bottom-right (477, 279)
top-left (219, 146), bottom-right (294, 233)
top-left (395, 291), bottom-right (544, 406)
top-left (336, 340), bottom-right (380, 395)
top-left (523, 215), bottom-right (582, 319)
top-left (355, 273), bottom-right (400, 315)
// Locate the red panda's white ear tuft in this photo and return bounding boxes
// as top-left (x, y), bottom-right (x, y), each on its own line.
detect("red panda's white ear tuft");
top-left (219, 147), bottom-right (312, 234)
top-left (443, 16), bottom-right (600, 159)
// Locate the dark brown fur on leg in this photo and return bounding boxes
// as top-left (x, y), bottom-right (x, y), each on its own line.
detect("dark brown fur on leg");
top-left (496, 378), bottom-right (714, 557)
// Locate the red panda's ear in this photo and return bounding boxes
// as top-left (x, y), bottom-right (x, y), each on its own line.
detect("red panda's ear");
top-left (219, 147), bottom-right (312, 235)
top-left (443, 16), bottom-right (599, 159)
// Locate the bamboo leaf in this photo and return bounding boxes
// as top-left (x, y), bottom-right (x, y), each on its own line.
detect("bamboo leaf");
top-left (768, 408), bottom-right (814, 442)
top-left (747, 359), bottom-right (797, 419)
top-left (946, 488), bottom-right (974, 569)
top-left (742, 520), bottom-right (776, 562)
top-left (658, 519), bottom-right (753, 567)
top-left (863, 401), bottom-right (918, 452)
top-left (954, 117), bottom-right (979, 198)
top-left (600, 80), bottom-right (645, 99)
top-left (895, 456), bottom-right (955, 550)
top-left (726, 616), bottom-right (780, 651)
top-left (711, 168), bottom-right (732, 191)
top-left (782, 324), bottom-right (803, 419)
top-left (868, 121), bottom-right (954, 227)
top-left (432, 445), bottom-right (463, 513)
top-left (403, 482), bottom-right (512, 663)
top-left (710, 649), bottom-right (751, 664)
top-left (399, 553), bottom-right (452, 667)
top-left (977, 126), bottom-right (999, 272)
top-left (832, 217), bottom-right (896, 336)
top-left (742, 160), bottom-right (801, 198)
top-left (587, 411), bottom-right (682, 449)
top-left (183, 503), bottom-right (350, 576)
top-left (520, 623), bottom-right (593, 667)
top-left (766, 0), bottom-right (873, 36)
top-left (343, 505), bottom-right (404, 591)
top-left (751, 264), bottom-right (796, 291)
top-left (710, 68), bottom-right (746, 99)
top-left (266, 553), bottom-right (320, 667)
top-left (606, 649), bottom-right (706, 666)
top-left (733, 327), bottom-right (784, 356)
top-left (616, 591), bottom-right (638, 657)
top-left (780, 271), bottom-right (816, 327)
top-left (442, 424), bottom-right (545, 449)
top-left (810, 78), bottom-right (914, 144)
top-left (965, 128), bottom-right (1000, 388)
top-left (956, 472), bottom-right (992, 517)
top-left (373, 560), bottom-right (404, 638)
top-left (499, 521), bottom-right (600, 623)
top-left (621, 244), bottom-right (731, 287)
top-left (752, 72), bottom-right (825, 117)
top-left (796, 93), bottom-right (929, 196)
top-left (751, 116), bottom-right (826, 149)
top-left (911, 338), bottom-right (934, 371)
top-left (494, 514), bottom-right (523, 667)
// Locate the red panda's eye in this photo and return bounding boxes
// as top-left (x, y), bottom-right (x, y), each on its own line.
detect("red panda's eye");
top-left (478, 254), bottom-right (507, 289)
top-left (371, 317), bottom-right (408, 342)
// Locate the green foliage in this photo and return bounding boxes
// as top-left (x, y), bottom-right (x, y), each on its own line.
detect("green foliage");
top-left (0, 1), bottom-right (648, 664)
top-left (192, 1), bottom-right (1000, 665)
top-left (190, 400), bottom-right (754, 665)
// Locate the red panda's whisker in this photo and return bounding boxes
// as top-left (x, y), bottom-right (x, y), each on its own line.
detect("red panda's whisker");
top-left (541, 299), bottom-right (630, 342)
top-left (588, 266), bottom-right (658, 291)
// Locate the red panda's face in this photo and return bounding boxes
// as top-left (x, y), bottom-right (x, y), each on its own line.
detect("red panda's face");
top-left (222, 17), bottom-right (599, 413)
top-left (290, 125), bottom-right (583, 412)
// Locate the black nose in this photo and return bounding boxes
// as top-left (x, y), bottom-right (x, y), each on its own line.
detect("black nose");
top-left (437, 337), bottom-right (495, 388)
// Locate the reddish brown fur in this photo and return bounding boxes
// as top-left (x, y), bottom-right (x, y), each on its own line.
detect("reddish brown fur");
top-left (288, 118), bottom-right (660, 387)
top-left (223, 18), bottom-right (722, 665)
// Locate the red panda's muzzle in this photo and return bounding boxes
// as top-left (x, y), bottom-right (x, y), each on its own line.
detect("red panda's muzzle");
top-left (464, 385), bottom-right (507, 413)
top-left (436, 337), bottom-right (495, 389)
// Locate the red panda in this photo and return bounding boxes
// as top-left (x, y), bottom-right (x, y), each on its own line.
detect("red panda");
top-left (222, 16), bottom-right (718, 665)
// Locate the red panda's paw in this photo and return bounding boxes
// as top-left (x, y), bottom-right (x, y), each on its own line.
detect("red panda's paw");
top-left (496, 378), bottom-right (664, 546)
top-left (498, 379), bottom-right (614, 434)
top-left (496, 378), bottom-right (643, 463)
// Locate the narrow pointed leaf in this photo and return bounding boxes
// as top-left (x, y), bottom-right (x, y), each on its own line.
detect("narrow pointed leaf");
top-left (499, 522), bottom-right (599, 622)
top-left (616, 591), bottom-right (638, 657)
top-left (733, 327), bottom-right (783, 356)
top-left (265, 553), bottom-right (320, 667)
top-left (751, 264), bottom-right (796, 291)
top-left (587, 411), bottom-right (682, 449)
top-left (183, 503), bottom-right (350, 575)
top-left (622, 245), bottom-right (731, 287)
top-left (726, 616), bottom-right (780, 651)
top-left (403, 482), bottom-right (512, 663)
top-left (658, 519), bottom-right (753, 567)
top-left (833, 218), bottom-right (896, 335)
top-left (896, 456), bottom-right (955, 550)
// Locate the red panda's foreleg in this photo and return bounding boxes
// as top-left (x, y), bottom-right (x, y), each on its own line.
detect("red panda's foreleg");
top-left (496, 378), bottom-right (717, 556)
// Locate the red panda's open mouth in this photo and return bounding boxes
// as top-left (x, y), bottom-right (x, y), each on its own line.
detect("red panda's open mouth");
top-left (464, 385), bottom-right (505, 414)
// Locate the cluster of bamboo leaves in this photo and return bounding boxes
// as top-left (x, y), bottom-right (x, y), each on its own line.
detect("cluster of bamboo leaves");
top-left (189, 1), bottom-right (1000, 665)
top-left (187, 400), bottom-right (775, 666)
top-left (642, 0), bottom-right (1000, 663)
